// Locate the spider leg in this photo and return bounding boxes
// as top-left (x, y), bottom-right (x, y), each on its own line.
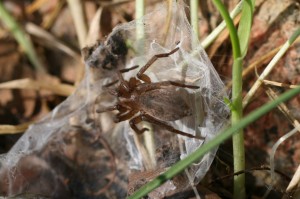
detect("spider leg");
top-left (116, 65), bottom-right (140, 92)
top-left (140, 113), bottom-right (203, 139)
top-left (129, 115), bottom-right (149, 134)
top-left (119, 65), bottom-right (139, 73)
top-left (96, 105), bottom-right (118, 113)
top-left (115, 109), bottom-right (137, 122)
top-left (168, 81), bottom-right (199, 89)
top-left (128, 77), bottom-right (141, 88)
top-left (137, 47), bottom-right (179, 83)
top-left (103, 66), bottom-right (139, 88)
top-left (96, 103), bottom-right (127, 113)
top-left (136, 81), bottom-right (199, 93)
top-left (103, 79), bottom-right (119, 88)
top-left (117, 71), bottom-right (130, 91)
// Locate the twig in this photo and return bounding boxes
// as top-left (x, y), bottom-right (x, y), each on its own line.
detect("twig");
top-left (190, 0), bottom-right (199, 45)
top-left (162, 0), bottom-right (173, 45)
top-left (42, 0), bottom-right (66, 29)
top-left (25, 22), bottom-right (80, 59)
top-left (201, 1), bottom-right (243, 49)
top-left (266, 127), bottom-right (299, 198)
top-left (0, 78), bottom-right (75, 96)
top-left (0, 123), bottom-right (31, 134)
top-left (135, 0), bottom-right (156, 169)
top-left (263, 86), bottom-right (300, 198)
top-left (67, 0), bottom-right (88, 48)
top-left (26, 0), bottom-right (48, 14)
top-left (243, 28), bottom-right (300, 108)
top-left (85, 7), bottom-right (103, 46)
top-left (226, 45), bottom-right (282, 89)
top-left (263, 80), bottom-right (299, 89)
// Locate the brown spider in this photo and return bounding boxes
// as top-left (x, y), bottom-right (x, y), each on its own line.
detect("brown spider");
top-left (98, 47), bottom-right (202, 139)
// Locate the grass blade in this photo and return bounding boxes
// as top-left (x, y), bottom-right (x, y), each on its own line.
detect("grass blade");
top-left (0, 1), bottom-right (45, 72)
top-left (238, 0), bottom-right (255, 57)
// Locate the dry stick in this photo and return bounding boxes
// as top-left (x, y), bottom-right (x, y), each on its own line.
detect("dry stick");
top-left (0, 123), bottom-right (31, 134)
top-left (227, 37), bottom-right (300, 89)
top-left (265, 127), bottom-right (299, 199)
top-left (98, 0), bottom-right (134, 7)
top-left (178, 138), bottom-right (201, 199)
top-left (208, 14), bottom-right (241, 58)
top-left (135, 0), bottom-right (156, 170)
top-left (26, 0), bottom-right (48, 14)
top-left (243, 29), bottom-right (300, 108)
top-left (287, 165), bottom-right (300, 194)
top-left (85, 7), bottom-right (103, 46)
top-left (25, 22), bottom-right (80, 59)
top-left (263, 86), bottom-right (300, 198)
top-left (67, 0), bottom-right (88, 84)
top-left (132, 132), bottom-right (156, 170)
top-left (179, 1), bottom-right (243, 71)
top-left (186, 1), bottom-right (201, 198)
top-left (201, 1), bottom-right (243, 49)
top-left (263, 80), bottom-right (299, 89)
top-left (41, 0), bottom-right (66, 29)
top-left (0, 78), bottom-right (75, 96)
top-left (190, 0), bottom-right (199, 49)
top-left (233, 39), bottom-right (300, 191)
top-left (265, 87), bottom-right (300, 130)
top-left (226, 45), bottom-right (282, 89)
top-left (209, 166), bottom-right (291, 185)
top-left (162, 0), bottom-right (173, 46)
top-left (67, 0), bottom-right (88, 48)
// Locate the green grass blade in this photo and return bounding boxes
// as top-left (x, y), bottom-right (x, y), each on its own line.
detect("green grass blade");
top-left (201, 1), bottom-right (243, 49)
top-left (0, 1), bottom-right (45, 72)
top-left (212, 0), bottom-right (241, 59)
top-left (238, 0), bottom-right (255, 57)
top-left (233, 0), bottom-right (255, 198)
top-left (211, 1), bottom-right (246, 198)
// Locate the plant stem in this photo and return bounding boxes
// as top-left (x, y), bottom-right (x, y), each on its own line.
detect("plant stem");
top-left (212, 1), bottom-right (247, 198)
top-left (67, 0), bottom-right (88, 48)
top-left (201, 1), bottom-right (243, 49)
top-left (190, 0), bottom-right (199, 45)
top-left (135, 0), bottom-right (145, 53)
top-left (212, 0), bottom-right (241, 58)
top-left (231, 57), bottom-right (245, 199)
top-left (135, 0), bottom-right (156, 169)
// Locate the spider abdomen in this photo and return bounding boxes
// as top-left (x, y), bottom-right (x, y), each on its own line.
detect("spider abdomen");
top-left (139, 88), bottom-right (192, 121)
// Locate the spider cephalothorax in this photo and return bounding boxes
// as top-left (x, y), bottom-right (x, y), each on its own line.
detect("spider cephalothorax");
top-left (98, 47), bottom-right (202, 139)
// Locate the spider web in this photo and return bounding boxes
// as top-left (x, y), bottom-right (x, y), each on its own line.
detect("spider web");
top-left (101, 1), bottom-right (229, 196)
top-left (0, 1), bottom-right (229, 198)
top-left (114, 0), bottom-right (229, 188)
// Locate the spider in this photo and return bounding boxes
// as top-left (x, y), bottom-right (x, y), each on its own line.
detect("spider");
top-left (98, 46), bottom-right (202, 139)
